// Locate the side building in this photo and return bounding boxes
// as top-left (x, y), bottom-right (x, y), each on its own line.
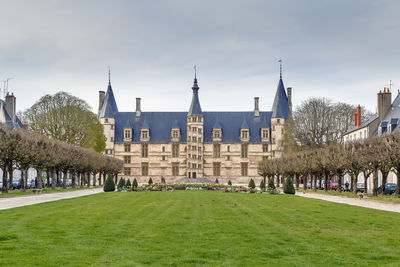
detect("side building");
top-left (98, 71), bottom-right (292, 184)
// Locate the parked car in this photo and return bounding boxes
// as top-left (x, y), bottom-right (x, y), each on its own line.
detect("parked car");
top-left (12, 178), bottom-right (21, 190)
top-left (329, 182), bottom-right (339, 191)
top-left (356, 183), bottom-right (365, 193)
top-left (378, 183), bottom-right (397, 195)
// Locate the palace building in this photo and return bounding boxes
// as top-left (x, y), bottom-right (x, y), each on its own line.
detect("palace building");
top-left (98, 69), bottom-right (292, 184)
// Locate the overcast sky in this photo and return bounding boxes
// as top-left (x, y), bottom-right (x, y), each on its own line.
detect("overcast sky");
top-left (1, 0), bottom-right (399, 114)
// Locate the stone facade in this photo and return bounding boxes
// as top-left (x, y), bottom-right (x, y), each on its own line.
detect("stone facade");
top-left (98, 71), bottom-right (292, 185)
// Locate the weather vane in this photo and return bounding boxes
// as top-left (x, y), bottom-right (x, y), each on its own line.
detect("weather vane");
top-left (278, 59), bottom-right (282, 78)
top-left (194, 65), bottom-right (197, 79)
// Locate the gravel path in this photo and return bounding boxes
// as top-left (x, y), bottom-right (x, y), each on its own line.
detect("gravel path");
top-left (0, 188), bottom-right (103, 210)
top-left (296, 192), bottom-right (400, 213)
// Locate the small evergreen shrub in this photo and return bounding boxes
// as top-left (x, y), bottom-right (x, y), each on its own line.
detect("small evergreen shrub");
top-left (148, 177), bottom-right (153, 185)
top-left (117, 178), bottom-right (125, 189)
top-left (104, 175), bottom-right (115, 192)
top-left (126, 179), bottom-right (131, 187)
top-left (133, 178), bottom-right (138, 188)
top-left (215, 178), bottom-right (219, 184)
top-left (267, 178), bottom-right (276, 190)
top-left (228, 180), bottom-right (232, 186)
top-left (284, 177), bottom-right (295, 194)
top-left (248, 178), bottom-right (255, 189)
top-left (260, 180), bottom-right (266, 190)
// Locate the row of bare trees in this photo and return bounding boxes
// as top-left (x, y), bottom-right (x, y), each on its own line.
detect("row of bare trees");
top-left (259, 132), bottom-right (400, 197)
top-left (0, 124), bottom-right (123, 193)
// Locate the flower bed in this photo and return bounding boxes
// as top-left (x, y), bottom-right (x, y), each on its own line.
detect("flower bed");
top-left (122, 183), bottom-right (280, 194)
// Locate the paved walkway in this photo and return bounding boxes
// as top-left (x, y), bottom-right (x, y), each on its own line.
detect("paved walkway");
top-left (296, 192), bottom-right (400, 213)
top-left (0, 188), bottom-right (103, 210)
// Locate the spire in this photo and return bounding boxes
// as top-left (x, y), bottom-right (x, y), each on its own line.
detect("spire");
top-left (279, 59), bottom-right (282, 79)
top-left (99, 70), bottom-right (119, 118)
top-left (271, 72), bottom-right (290, 119)
top-left (188, 66), bottom-right (203, 116)
top-left (108, 66), bottom-right (111, 85)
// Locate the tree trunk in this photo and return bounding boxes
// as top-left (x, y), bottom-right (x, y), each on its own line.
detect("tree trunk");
top-left (72, 172), bottom-right (76, 188)
top-left (313, 175), bottom-right (317, 191)
top-left (37, 169), bottom-right (43, 189)
top-left (324, 171), bottom-right (329, 192)
top-left (303, 175), bottom-right (308, 191)
top-left (8, 164), bottom-right (13, 190)
top-left (93, 172), bottom-right (96, 186)
top-left (352, 173), bottom-right (357, 194)
top-left (338, 174), bottom-right (342, 192)
top-left (372, 167), bottom-right (378, 196)
top-left (63, 171), bottom-right (67, 189)
top-left (87, 171), bottom-right (91, 187)
top-left (56, 170), bottom-right (61, 187)
top-left (1, 165), bottom-right (7, 193)
top-left (51, 168), bottom-right (56, 189)
top-left (363, 171), bottom-right (369, 195)
top-left (381, 170), bottom-right (389, 195)
top-left (103, 172), bottom-right (106, 185)
top-left (20, 169), bottom-right (25, 191)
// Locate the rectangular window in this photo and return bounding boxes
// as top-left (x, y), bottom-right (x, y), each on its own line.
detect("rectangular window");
top-left (172, 130), bottom-right (179, 139)
top-left (105, 118), bottom-right (108, 123)
top-left (111, 125), bottom-right (114, 130)
top-left (124, 156), bottom-right (131, 164)
top-left (141, 144), bottom-right (148, 158)
top-left (193, 117), bottom-right (197, 122)
top-left (124, 167), bottom-right (131, 176)
top-left (262, 129), bottom-right (269, 139)
top-left (241, 162), bottom-right (248, 176)
top-left (227, 145), bottom-right (230, 152)
top-left (241, 144), bottom-right (248, 158)
top-left (198, 137), bottom-right (202, 142)
top-left (172, 162), bottom-right (179, 176)
top-left (213, 144), bottom-right (221, 158)
top-left (263, 144), bottom-right (268, 152)
top-left (162, 156), bottom-right (166, 161)
top-left (124, 129), bottom-right (131, 139)
top-left (172, 144), bottom-right (179, 158)
top-left (141, 130), bottom-right (148, 139)
top-left (110, 137), bottom-right (114, 142)
top-left (241, 130), bottom-right (248, 139)
top-left (124, 144), bottom-right (131, 152)
top-left (213, 162), bottom-right (221, 176)
top-left (227, 155), bottom-right (230, 161)
top-left (198, 147), bottom-right (201, 153)
top-left (141, 162), bottom-right (149, 176)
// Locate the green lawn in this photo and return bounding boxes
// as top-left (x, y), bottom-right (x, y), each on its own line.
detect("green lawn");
top-left (1, 191), bottom-right (400, 266)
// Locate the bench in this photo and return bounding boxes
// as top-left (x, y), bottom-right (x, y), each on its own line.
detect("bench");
top-left (32, 189), bottom-right (43, 194)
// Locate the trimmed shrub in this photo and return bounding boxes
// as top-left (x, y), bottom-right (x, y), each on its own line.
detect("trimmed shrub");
top-left (104, 175), bottom-right (115, 192)
top-left (126, 179), bottom-right (131, 187)
top-left (267, 178), bottom-right (276, 190)
top-left (215, 178), bottom-right (219, 184)
top-left (248, 178), bottom-right (255, 189)
top-left (260, 180), bottom-right (266, 190)
top-left (284, 177), bottom-right (295, 194)
top-left (117, 178), bottom-right (125, 189)
top-left (133, 178), bottom-right (138, 188)
top-left (228, 180), bottom-right (232, 186)
top-left (148, 177), bottom-right (153, 185)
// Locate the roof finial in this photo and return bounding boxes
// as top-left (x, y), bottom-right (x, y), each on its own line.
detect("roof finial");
top-left (108, 66), bottom-right (111, 85)
top-left (194, 65), bottom-right (197, 79)
top-left (278, 59), bottom-right (282, 79)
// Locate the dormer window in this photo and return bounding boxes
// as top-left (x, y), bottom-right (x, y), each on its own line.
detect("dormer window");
top-left (261, 128), bottom-right (269, 142)
top-left (240, 129), bottom-right (250, 141)
top-left (140, 129), bottom-right (150, 141)
top-left (213, 128), bottom-right (222, 141)
top-left (124, 128), bottom-right (132, 141)
top-left (171, 128), bottom-right (180, 142)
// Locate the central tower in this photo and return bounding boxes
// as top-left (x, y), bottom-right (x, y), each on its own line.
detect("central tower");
top-left (187, 68), bottom-right (204, 179)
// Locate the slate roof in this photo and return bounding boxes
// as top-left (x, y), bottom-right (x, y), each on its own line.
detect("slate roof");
top-left (271, 78), bottom-right (290, 119)
top-left (114, 111), bottom-right (272, 143)
top-left (344, 114), bottom-right (379, 135)
top-left (99, 83), bottom-right (119, 118)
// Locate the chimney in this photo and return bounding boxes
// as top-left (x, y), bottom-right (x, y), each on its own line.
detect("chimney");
top-left (354, 105), bottom-right (361, 127)
top-left (5, 92), bottom-right (16, 123)
top-left (98, 91), bottom-right (105, 116)
top-left (287, 87), bottom-right (292, 113)
top-left (377, 87), bottom-right (391, 121)
top-left (254, 97), bottom-right (260, 117)
top-left (136, 98), bottom-right (141, 117)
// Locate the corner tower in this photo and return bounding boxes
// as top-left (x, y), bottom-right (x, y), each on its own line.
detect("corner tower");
top-left (99, 69), bottom-right (119, 156)
top-left (187, 67), bottom-right (204, 179)
top-left (270, 61), bottom-right (291, 157)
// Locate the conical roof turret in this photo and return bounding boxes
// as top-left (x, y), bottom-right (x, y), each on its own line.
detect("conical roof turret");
top-left (188, 71), bottom-right (203, 116)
